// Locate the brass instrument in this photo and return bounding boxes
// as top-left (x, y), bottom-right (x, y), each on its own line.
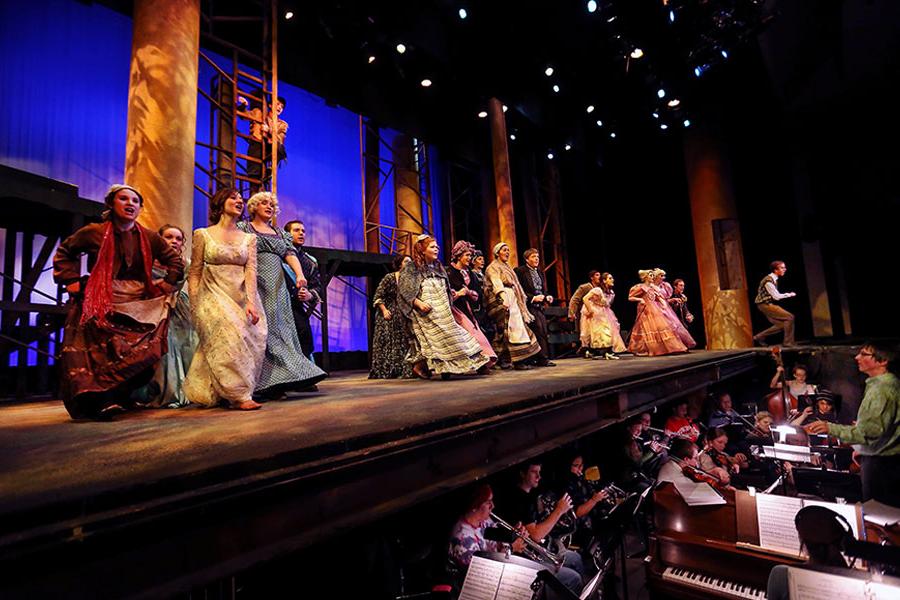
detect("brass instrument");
top-left (489, 511), bottom-right (564, 570)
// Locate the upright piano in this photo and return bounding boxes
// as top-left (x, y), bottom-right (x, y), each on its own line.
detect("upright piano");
top-left (645, 483), bottom-right (806, 599)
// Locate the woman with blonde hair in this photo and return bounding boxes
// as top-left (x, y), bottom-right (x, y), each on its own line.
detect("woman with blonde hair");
top-left (627, 269), bottom-right (689, 356)
top-left (237, 191), bottom-right (326, 397)
top-left (483, 242), bottom-right (541, 369)
top-left (580, 272), bottom-right (626, 359)
top-left (397, 235), bottom-right (489, 379)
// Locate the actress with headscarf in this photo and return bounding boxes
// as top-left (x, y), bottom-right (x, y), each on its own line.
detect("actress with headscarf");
top-left (52, 184), bottom-right (184, 420)
top-left (397, 235), bottom-right (490, 379)
top-left (483, 242), bottom-right (541, 369)
top-left (447, 240), bottom-right (497, 369)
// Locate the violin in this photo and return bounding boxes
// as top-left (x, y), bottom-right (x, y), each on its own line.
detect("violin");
top-left (669, 456), bottom-right (729, 491)
top-left (764, 346), bottom-right (798, 422)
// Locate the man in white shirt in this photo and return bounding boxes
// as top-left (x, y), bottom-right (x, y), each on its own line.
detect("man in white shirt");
top-left (753, 260), bottom-right (797, 346)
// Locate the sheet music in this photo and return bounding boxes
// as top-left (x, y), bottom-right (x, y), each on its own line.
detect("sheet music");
top-left (756, 494), bottom-right (804, 555)
top-left (866, 581), bottom-right (900, 599)
top-left (495, 562), bottom-right (539, 600)
top-left (459, 555), bottom-right (504, 600)
top-left (803, 499), bottom-right (860, 540)
top-left (863, 499), bottom-right (900, 527)
top-left (672, 479), bottom-right (726, 506)
top-left (787, 567), bottom-right (867, 600)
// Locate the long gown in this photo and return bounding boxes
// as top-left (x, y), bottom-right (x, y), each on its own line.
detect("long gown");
top-left (447, 265), bottom-right (497, 367)
top-left (184, 229), bottom-right (267, 406)
top-left (627, 283), bottom-right (689, 356)
top-left (483, 260), bottom-right (541, 364)
top-left (580, 286), bottom-right (626, 353)
top-left (398, 262), bottom-right (489, 375)
top-left (369, 271), bottom-right (414, 379)
top-left (238, 222), bottom-right (326, 394)
top-left (654, 283), bottom-right (697, 349)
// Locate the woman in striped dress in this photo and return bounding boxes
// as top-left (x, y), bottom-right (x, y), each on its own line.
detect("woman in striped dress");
top-left (397, 235), bottom-right (489, 379)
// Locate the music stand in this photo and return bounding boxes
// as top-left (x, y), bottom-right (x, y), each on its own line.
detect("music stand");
top-left (594, 490), bottom-right (648, 600)
top-left (793, 467), bottom-right (862, 503)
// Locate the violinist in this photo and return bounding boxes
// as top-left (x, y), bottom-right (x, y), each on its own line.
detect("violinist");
top-left (658, 439), bottom-right (729, 491)
top-left (745, 411), bottom-right (776, 446)
top-left (664, 400), bottom-right (701, 443)
top-left (698, 427), bottom-right (749, 487)
top-left (707, 391), bottom-right (742, 429)
top-left (769, 363), bottom-right (817, 400)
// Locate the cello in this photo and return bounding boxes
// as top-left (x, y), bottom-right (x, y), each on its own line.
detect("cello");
top-left (763, 346), bottom-right (798, 422)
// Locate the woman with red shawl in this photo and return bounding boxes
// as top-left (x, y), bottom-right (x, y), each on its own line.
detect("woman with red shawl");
top-left (52, 184), bottom-right (184, 420)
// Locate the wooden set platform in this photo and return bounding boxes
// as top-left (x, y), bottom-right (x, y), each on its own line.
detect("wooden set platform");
top-left (0, 349), bottom-right (756, 598)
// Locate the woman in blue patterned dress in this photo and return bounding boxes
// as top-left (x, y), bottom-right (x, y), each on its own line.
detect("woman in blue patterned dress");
top-left (239, 192), bottom-right (326, 397)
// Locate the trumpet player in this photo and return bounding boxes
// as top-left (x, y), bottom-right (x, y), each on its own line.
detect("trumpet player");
top-left (448, 484), bottom-right (526, 575)
top-left (496, 461), bottom-right (586, 595)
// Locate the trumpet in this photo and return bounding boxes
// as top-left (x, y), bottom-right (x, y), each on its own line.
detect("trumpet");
top-left (489, 511), bottom-right (564, 570)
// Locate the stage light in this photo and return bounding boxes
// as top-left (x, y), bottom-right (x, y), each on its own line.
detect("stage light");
top-left (510, 134), bottom-right (516, 140)
top-left (694, 64), bottom-right (709, 77)
top-left (458, 8), bottom-right (468, 19)
top-left (285, 11), bottom-right (294, 20)
top-left (545, 66), bottom-right (554, 77)
top-left (610, 132), bottom-right (617, 138)
top-left (552, 84), bottom-right (560, 93)
top-left (652, 112), bottom-right (659, 119)
top-left (669, 10), bottom-right (675, 22)
top-left (683, 119), bottom-right (691, 127)
top-left (367, 55), bottom-right (376, 64)
top-left (586, 105), bottom-right (595, 113)
top-left (660, 124), bottom-right (668, 130)
top-left (587, 0), bottom-right (598, 13)
top-left (502, 104), bottom-right (508, 113)
top-left (667, 98), bottom-right (680, 107)
top-left (657, 88), bottom-right (666, 98)
top-left (607, 15), bottom-right (617, 23)
top-left (547, 152), bottom-right (555, 160)
top-left (420, 79), bottom-right (432, 87)
top-left (478, 111), bottom-right (488, 118)
top-left (630, 48), bottom-right (643, 59)
top-left (396, 43), bottom-right (407, 54)
top-left (721, 49), bottom-right (729, 59)
top-left (564, 144), bottom-right (572, 151)
top-left (596, 119), bottom-right (603, 127)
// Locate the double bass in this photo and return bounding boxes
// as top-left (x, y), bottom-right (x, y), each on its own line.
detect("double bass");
top-left (764, 346), bottom-right (797, 421)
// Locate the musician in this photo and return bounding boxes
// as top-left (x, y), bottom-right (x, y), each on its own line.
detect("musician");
top-left (664, 400), bottom-right (701, 442)
top-left (559, 454), bottom-right (611, 545)
top-left (769, 363), bottom-right (817, 399)
top-left (806, 342), bottom-right (900, 506)
top-left (496, 462), bottom-right (585, 594)
top-left (658, 439), bottom-right (729, 491)
top-left (753, 260), bottom-right (797, 347)
top-left (698, 428), bottom-right (749, 486)
top-left (707, 391), bottom-right (742, 429)
top-left (448, 483), bottom-right (524, 574)
top-left (745, 411), bottom-right (775, 446)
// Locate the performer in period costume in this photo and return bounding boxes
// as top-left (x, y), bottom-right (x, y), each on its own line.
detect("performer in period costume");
top-left (667, 278), bottom-right (694, 329)
top-left (753, 260), bottom-right (797, 346)
top-left (369, 255), bottom-right (415, 379)
top-left (284, 219), bottom-right (321, 359)
top-left (484, 242), bottom-right (541, 370)
top-left (469, 250), bottom-right (494, 341)
top-left (136, 224), bottom-right (198, 408)
top-left (398, 235), bottom-right (489, 379)
top-left (448, 241), bottom-right (497, 369)
top-left (627, 269), bottom-right (689, 356)
top-left (568, 270), bottom-right (602, 322)
top-left (53, 184), bottom-right (184, 420)
top-left (238, 192), bottom-right (326, 397)
top-left (579, 272), bottom-right (626, 360)
top-left (651, 269), bottom-right (697, 350)
top-left (514, 248), bottom-right (555, 367)
top-left (184, 188), bottom-right (266, 410)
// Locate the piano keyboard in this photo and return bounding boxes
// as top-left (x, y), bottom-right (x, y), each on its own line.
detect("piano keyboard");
top-left (662, 566), bottom-right (767, 599)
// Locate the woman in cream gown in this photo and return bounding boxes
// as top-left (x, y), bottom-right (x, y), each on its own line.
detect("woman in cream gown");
top-left (184, 188), bottom-right (267, 410)
top-left (483, 242), bottom-right (541, 369)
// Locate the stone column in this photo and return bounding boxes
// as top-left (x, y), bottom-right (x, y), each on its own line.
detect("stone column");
top-left (125, 0), bottom-right (200, 242)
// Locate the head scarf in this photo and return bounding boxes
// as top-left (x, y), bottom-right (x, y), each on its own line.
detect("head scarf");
top-left (492, 242), bottom-right (509, 257)
top-left (102, 184), bottom-right (144, 221)
top-left (451, 240), bottom-right (475, 262)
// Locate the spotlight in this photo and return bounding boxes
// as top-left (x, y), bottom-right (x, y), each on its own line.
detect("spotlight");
top-left (607, 15), bottom-right (617, 23)
top-left (458, 8), bottom-right (468, 19)
top-left (367, 55), bottom-right (376, 64)
top-left (694, 64), bottom-right (709, 77)
top-left (564, 144), bottom-right (572, 151)
top-left (420, 79), bottom-right (432, 87)
top-left (502, 104), bottom-right (508, 113)
top-left (477, 111), bottom-right (488, 118)
top-left (552, 84), bottom-right (560, 93)
top-left (586, 105), bottom-right (595, 113)
top-left (652, 112), bottom-right (659, 119)
top-left (657, 88), bottom-right (666, 98)
top-left (667, 98), bottom-right (680, 107)
top-left (596, 119), bottom-right (603, 127)
top-left (610, 132), bottom-right (617, 138)
top-left (545, 66), bottom-right (554, 77)
top-left (285, 11), bottom-right (294, 20)
top-left (510, 134), bottom-right (516, 140)
top-left (660, 124), bottom-right (668, 130)
top-left (587, 0), bottom-right (598, 13)
top-left (547, 152), bottom-right (555, 160)
top-left (721, 49), bottom-right (729, 59)
top-left (630, 48), bottom-right (644, 59)
top-left (683, 119), bottom-right (691, 127)
top-left (669, 10), bottom-right (675, 23)
top-left (396, 43), bottom-right (407, 54)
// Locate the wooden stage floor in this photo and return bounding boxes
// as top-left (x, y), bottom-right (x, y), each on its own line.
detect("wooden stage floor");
top-left (0, 349), bottom-right (756, 598)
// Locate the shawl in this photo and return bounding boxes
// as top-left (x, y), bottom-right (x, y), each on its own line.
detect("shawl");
top-left (484, 259), bottom-right (533, 323)
top-left (396, 260), bottom-right (451, 317)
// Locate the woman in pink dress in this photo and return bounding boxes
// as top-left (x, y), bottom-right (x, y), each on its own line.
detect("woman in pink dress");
top-left (627, 269), bottom-right (689, 356)
top-left (447, 241), bottom-right (498, 369)
top-left (579, 272), bottom-right (627, 359)
top-left (651, 269), bottom-right (697, 349)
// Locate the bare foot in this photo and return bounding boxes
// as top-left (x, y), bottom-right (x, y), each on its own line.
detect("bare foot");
top-left (231, 399), bottom-right (262, 411)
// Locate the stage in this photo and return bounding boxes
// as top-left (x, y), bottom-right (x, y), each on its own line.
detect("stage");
top-left (0, 349), bottom-right (756, 598)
